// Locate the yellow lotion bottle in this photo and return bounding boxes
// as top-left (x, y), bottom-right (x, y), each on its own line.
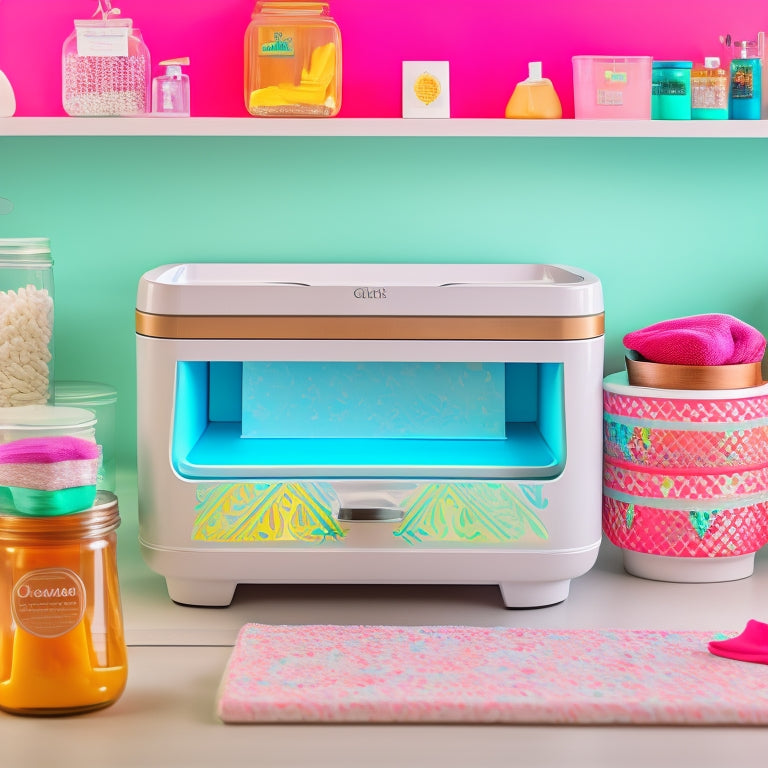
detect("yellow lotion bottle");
top-left (505, 61), bottom-right (562, 119)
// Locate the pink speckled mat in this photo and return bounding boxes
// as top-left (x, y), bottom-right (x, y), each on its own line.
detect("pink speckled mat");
top-left (216, 624), bottom-right (768, 725)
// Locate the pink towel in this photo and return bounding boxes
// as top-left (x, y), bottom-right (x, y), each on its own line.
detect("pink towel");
top-left (624, 314), bottom-right (766, 366)
top-left (0, 436), bottom-right (100, 464)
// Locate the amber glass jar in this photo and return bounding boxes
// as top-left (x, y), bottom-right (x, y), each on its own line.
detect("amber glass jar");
top-left (0, 492), bottom-right (127, 715)
top-left (244, 1), bottom-right (341, 116)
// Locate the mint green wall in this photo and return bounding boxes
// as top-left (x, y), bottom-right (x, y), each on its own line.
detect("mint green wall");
top-left (1, 136), bottom-right (766, 470)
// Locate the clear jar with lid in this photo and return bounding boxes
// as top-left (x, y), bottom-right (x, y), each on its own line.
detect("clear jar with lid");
top-left (0, 404), bottom-right (96, 443)
top-left (245, 1), bottom-right (342, 117)
top-left (691, 57), bottom-right (728, 120)
top-left (55, 382), bottom-right (117, 493)
top-left (0, 491), bottom-right (128, 715)
top-left (0, 239), bottom-right (54, 408)
top-left (62, 17), bottom-right (151, 116)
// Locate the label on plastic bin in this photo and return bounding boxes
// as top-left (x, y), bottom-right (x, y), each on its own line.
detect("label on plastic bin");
top-left (76, 26), bottom-right (130, 57)
top-left (597, 90), bottom-right (624, 106)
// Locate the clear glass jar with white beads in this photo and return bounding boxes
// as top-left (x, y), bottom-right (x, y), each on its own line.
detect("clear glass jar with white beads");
top-left (62, 17), bottom-right (151, 116)
top-left (0, 239), bottom-right (54, 408)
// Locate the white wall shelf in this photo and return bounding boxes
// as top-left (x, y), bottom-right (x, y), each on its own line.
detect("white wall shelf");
top-left (1, 116), bottom-right (768, 138)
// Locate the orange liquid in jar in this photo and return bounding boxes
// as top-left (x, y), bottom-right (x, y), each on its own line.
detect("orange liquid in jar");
top-left (0, 493), bottom-right (127, 715)
top-left (245, 2), bottom-right (341, 116)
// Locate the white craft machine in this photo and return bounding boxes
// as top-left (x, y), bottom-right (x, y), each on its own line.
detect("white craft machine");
top-left (135, 263), bottom-right (604, 608)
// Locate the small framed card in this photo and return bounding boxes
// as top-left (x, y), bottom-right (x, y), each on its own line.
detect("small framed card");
top-left (402, 61), bottom-right (450, 118)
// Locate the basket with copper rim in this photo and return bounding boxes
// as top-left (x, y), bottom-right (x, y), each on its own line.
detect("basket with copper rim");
top-left (625, 351), bottom-right (764, 390)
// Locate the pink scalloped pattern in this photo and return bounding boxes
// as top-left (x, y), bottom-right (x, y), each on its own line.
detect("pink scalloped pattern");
top-left (602, 497), bottom-right (768, 557)
top-left (217, 624), bottom-right (768, 724)
top-left (603, 462), bottom-right (768, 501)
top-left (603, 391), bottom-right (768, 422)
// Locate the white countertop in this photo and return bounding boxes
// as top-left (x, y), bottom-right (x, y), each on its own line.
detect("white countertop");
top-left (3, 471), bottom-right (768, 767)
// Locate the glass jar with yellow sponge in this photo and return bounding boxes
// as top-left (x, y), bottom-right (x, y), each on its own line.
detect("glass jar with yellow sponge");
top-left (245, 1), bottom-right (341, 117)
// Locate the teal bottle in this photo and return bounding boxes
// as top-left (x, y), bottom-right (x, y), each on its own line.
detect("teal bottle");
top-left (729, 40), bottom-right (762, 120)
top-left (651, 61), bottom-right (692, 119)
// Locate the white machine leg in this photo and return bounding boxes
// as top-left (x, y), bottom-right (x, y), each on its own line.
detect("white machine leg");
top-left (499, 579), bottom-right (570, 609)
top-left (165, 578), bottom-right (237, 607)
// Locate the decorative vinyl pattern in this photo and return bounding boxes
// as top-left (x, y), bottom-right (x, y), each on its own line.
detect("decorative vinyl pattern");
top-left (394, 482), bottom-right (549, 545)
top-left (192, 483), bottom-right (344, 544)
top-left (192, 482), bottom-right (549, 546)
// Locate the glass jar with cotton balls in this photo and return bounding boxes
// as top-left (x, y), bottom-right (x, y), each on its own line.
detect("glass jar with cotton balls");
top-left (0, 239), bottom-right (55, 407)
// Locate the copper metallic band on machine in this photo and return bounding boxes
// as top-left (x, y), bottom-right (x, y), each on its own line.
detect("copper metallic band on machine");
top-left (135, 311), bottom-right (605, 342)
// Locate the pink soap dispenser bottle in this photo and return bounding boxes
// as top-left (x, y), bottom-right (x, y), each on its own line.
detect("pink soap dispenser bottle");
top-left (505, 61), bottom-right (562, 119)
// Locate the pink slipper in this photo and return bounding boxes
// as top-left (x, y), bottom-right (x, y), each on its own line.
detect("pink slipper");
top-left (708, 620), bottom-right (768, 664)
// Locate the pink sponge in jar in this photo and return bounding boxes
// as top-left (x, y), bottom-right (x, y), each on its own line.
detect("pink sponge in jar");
top-left (0, 435), bottom-right (100, 516)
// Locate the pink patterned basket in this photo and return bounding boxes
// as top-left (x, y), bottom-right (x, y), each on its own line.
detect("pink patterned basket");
top-left (602, 374), bottom-right (768, 563)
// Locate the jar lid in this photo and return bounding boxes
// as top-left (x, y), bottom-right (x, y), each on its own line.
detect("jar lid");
top-left (653, 60), bottom-right (693, 69)
top-left (256, 2), bottom-right (329, 13)
top-left (74, 18), bottom-right (133, 28)
top-left (0, 405), bottom-right (96, 431)
top-left (0, 491), bottom-right (119, 533)
top-left (0, 238), bottom-right (52, 267)
top-left (55, 381), bottom-right (117, 407)
top-left (0, 237), bottom-right (50, 254)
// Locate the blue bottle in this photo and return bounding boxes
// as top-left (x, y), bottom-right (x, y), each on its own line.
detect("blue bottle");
top-left (729, 40), bottom-right (762, 119)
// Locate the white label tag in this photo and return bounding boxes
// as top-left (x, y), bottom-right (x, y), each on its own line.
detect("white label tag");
top-left (76, 26), bottom-right (130, 57)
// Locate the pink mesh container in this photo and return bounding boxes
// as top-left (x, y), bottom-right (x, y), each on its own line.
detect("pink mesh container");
top-left (602, 372), bottom-right (768, 583)
top-left (573, 56), bottom-right (652, 119)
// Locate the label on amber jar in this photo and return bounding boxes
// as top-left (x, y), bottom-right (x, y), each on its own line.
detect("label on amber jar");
top-left (11, 568), bottom-right (86, 638)
top-left (259, 28), bottom-right (295, 56)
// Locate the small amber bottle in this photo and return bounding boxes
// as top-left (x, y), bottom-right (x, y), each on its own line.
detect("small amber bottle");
top-left (0, 492), bottom-right (128, 715)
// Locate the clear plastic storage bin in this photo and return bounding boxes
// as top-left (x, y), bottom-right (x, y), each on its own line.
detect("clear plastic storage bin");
top-left (55, 382), bottom-right (117, 493)
top-left (573, 56), bottom-right (652, 119)
top-left (62, 18), bottom-right (150, 116)
top-left (245, 1), bottom-right (341, 117)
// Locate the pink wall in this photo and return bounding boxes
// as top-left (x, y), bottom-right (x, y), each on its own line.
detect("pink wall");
top-left (1, 0), bottom-right (766, 118)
